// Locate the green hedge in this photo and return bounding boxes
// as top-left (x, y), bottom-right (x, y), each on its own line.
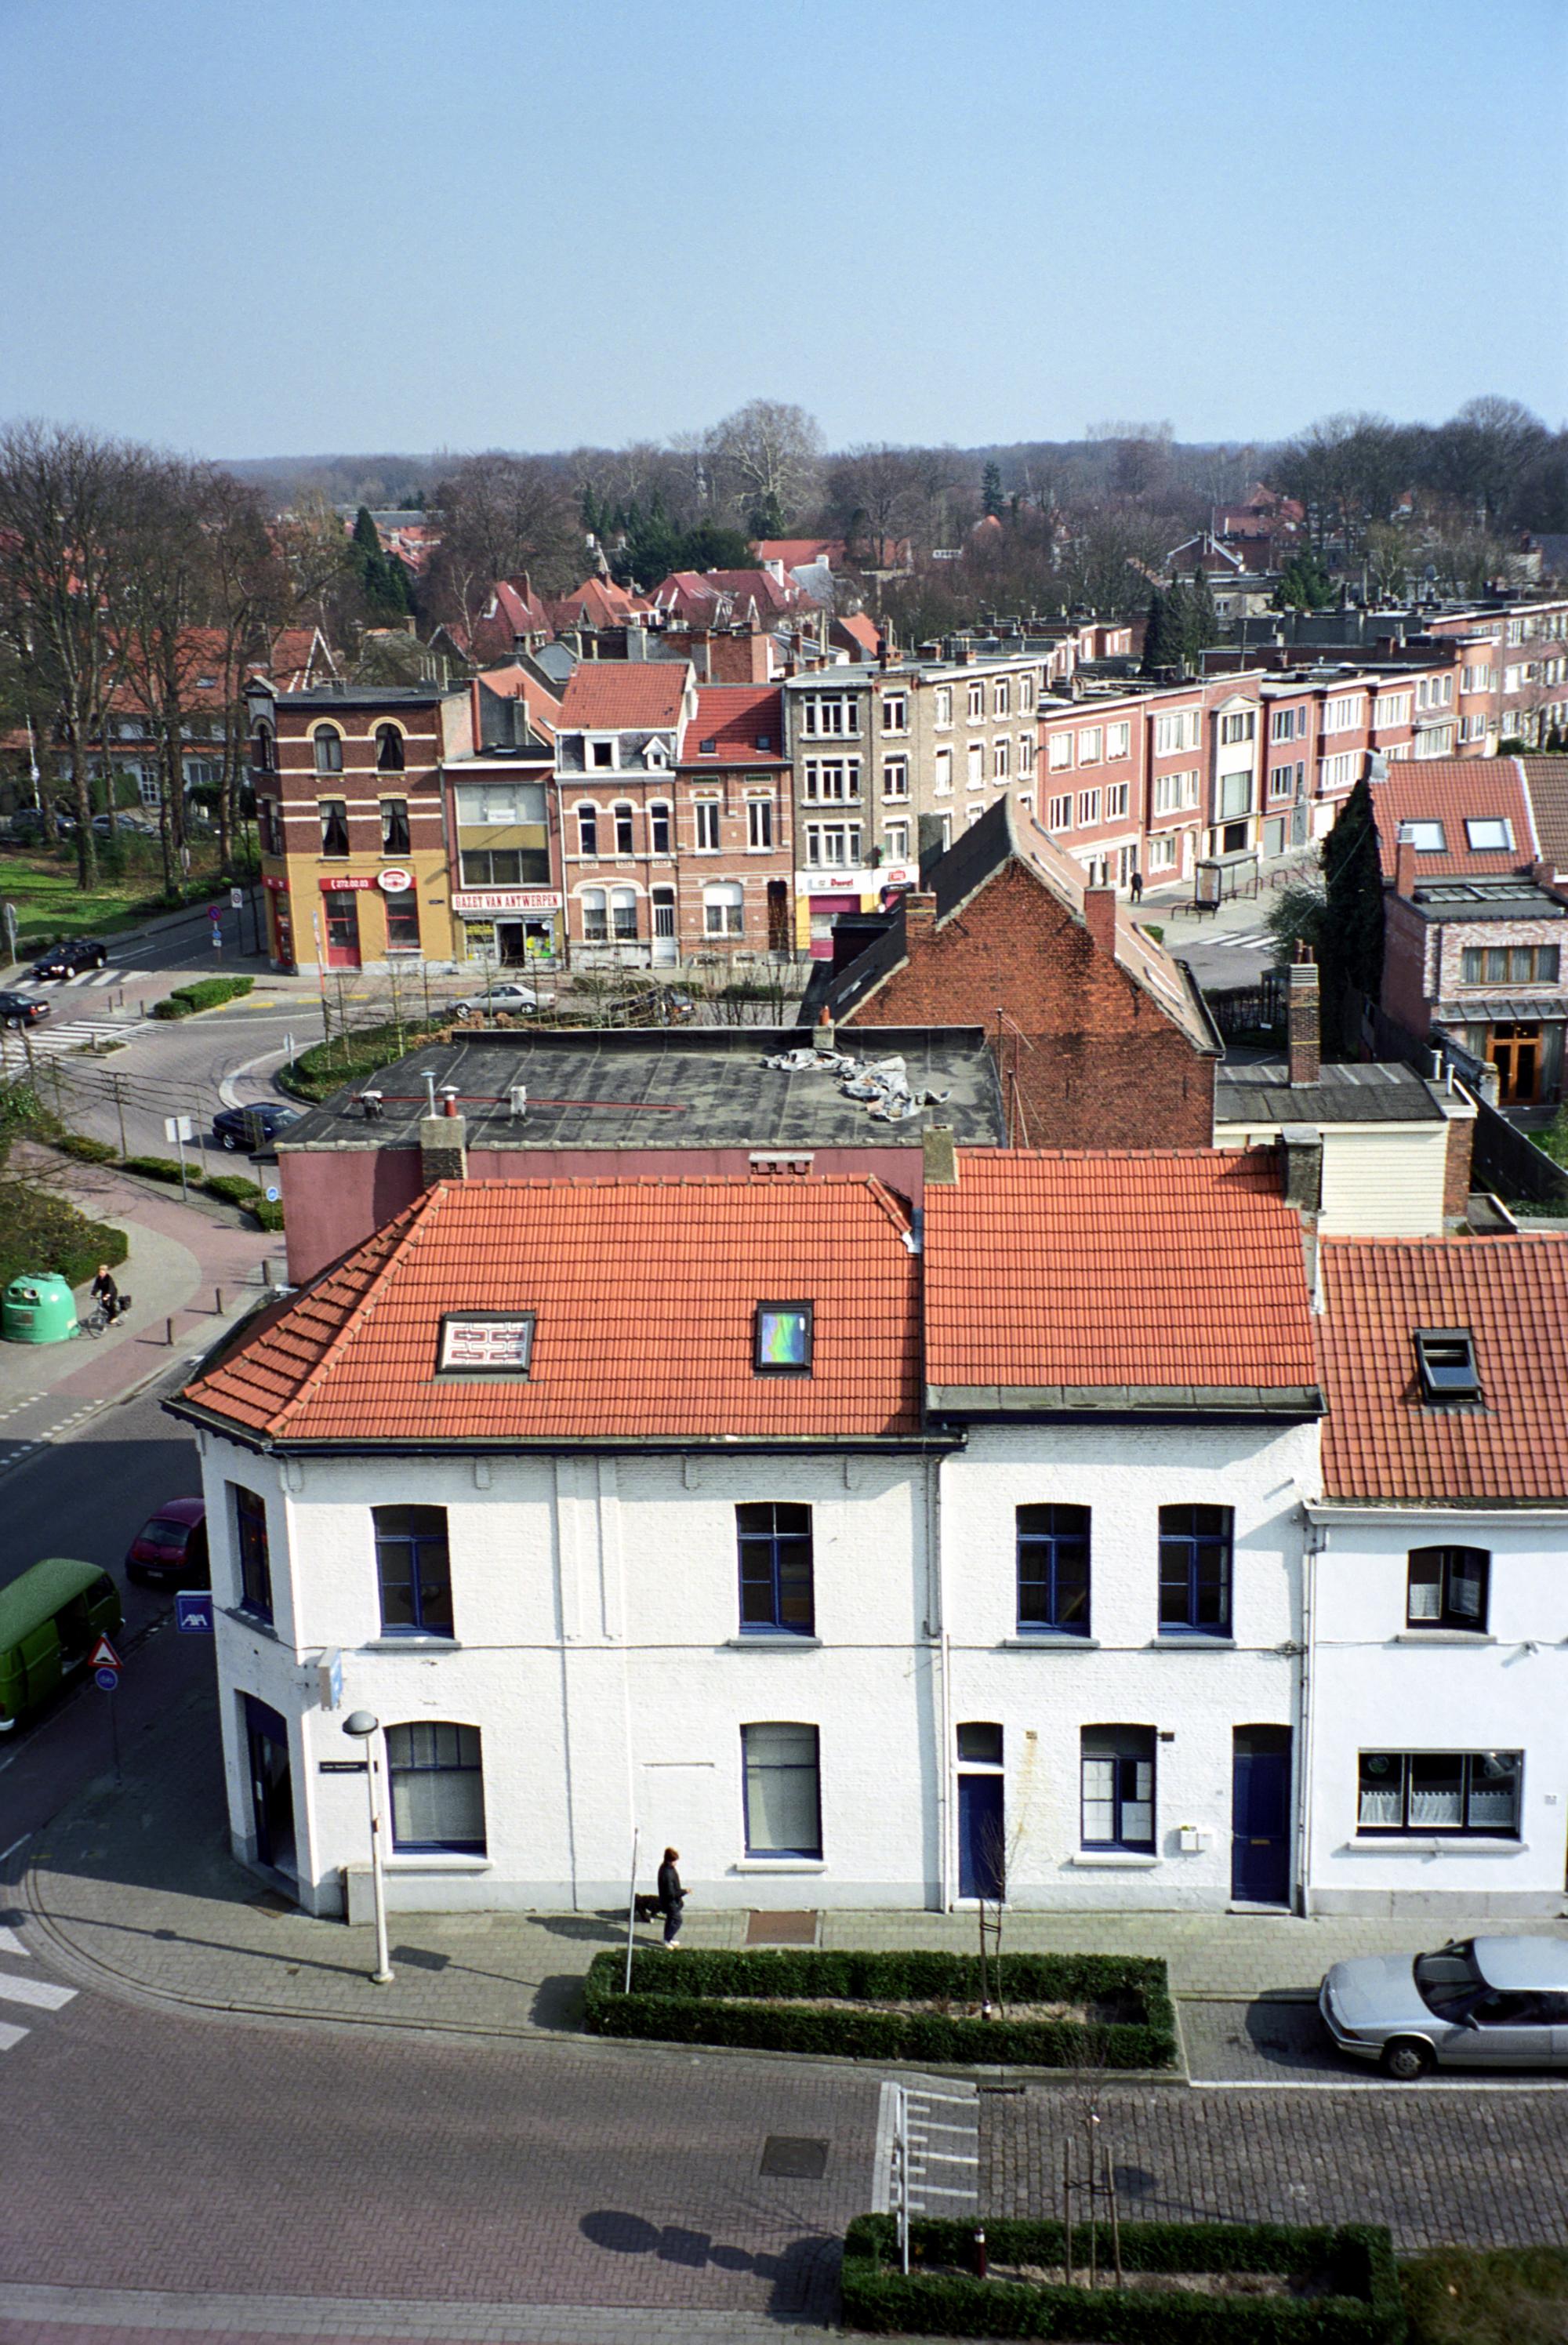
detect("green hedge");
top-left (121, 1153), bottom-right (188, 1184)
top-left (278, 1015), bottom-right (448, 1102)
top-left (0, 1180), bottom-right (129, 1294)
top-left (583, 1948), bottom-right (1175, 2070)
top-left (54, 1131), bottom-right (118, 1165)
top-left (248, 1196), bottom-right (284, 1229)
top-left (201, 1172), bottom-right (262, 1205)
top-left (151, 975), bottom-right (253, 1020)
top-left (841, 2214), bottom-right (1406, 2342)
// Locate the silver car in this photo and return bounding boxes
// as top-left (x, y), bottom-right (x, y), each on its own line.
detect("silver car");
top-left (452, 982), bottom-right (539, 1018)
top-left (1319, 1934), bottom-right (1568, 2079)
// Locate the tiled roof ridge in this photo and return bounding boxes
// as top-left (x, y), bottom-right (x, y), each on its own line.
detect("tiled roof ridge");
top-left (269, 1184), bottom-right (451, 1434)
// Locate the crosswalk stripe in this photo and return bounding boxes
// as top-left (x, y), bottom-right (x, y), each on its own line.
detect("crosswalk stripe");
top-left (0, 2021), bottom-right (29, 2053)
top-left (0, 1926), bottom-right (31, 1958)
top-left (0, 1972), bottom-right (75, 2011)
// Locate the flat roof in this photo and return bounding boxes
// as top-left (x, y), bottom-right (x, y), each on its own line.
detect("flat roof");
top-left (1216, 1061), bottom-right (1446, 1126)
top-left (278, 1025), bottom-right (1007, 1153)
top-left (1408, 879), bottom-right (1567, 923)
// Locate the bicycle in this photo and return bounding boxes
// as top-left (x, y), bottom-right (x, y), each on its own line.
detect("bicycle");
top-left (80, 1292), bottom-right (132, 1338)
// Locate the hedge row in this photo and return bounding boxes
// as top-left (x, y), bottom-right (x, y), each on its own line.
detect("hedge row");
top-left (54, 1132), bottom-right (118, 1165)
top-left (150, 976), bottom-right (253, 1020)
top-left (201, 1172), bottom-right (262, 1205)
top-left (583, 1948), bottom-right (1175, 2071)
top-left (841, 2215), bottom-right (1406, 2342)
top-left (122, 1153), bottom-right (188, 1183)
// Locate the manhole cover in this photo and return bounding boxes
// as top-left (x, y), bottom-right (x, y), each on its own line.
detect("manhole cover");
top-left (746, 1909), bottom-right (819, 1946)
top-left (760, 2135), bottom-right (829, 2179)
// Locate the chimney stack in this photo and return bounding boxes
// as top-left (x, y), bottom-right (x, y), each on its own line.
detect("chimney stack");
top-left (1287, 946), bottom-right (1321, 1087)
top-left (923, 1125), bottom-right (958, 1185)
top-left (1393, 832), bottom-right (1416, 898)
top-left (1083, 886), bottom-right (1117, 957)
top-left (419, 1112), bottom-right (467, 1185)
top-left (1279, 1124), bottom-right (1323, 1215)
top-left (903, 890), bottom-right (937, 942)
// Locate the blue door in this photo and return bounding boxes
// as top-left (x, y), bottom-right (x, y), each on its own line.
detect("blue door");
top-left (958, 1773), bottom-right (1005, 1900)
top-left (1231, 1726), bottom-right (1291, 1906)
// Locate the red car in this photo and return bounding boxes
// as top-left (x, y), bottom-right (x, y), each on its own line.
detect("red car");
top-left (125, 1497), bottom-right (209, 1586)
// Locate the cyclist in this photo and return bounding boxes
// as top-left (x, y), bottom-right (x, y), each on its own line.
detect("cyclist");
top-left (90, 1263), bottom-right (124, 1322)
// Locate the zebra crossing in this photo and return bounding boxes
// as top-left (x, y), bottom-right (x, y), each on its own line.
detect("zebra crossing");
top-left (1205, 927), bottom-right (1275, 953)
top-left (0, 1921), bottom-right (78, 2055)
top-left (2, 970), bottom-right (158, 1064)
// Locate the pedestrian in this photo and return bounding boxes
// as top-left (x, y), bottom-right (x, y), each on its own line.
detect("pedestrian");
top-left (1130, 866), bottom-right (1144, 905)
top-left (657, 1846), bottom-right (684, 1947)
top-left (90, 1261), bottom-right (121, 1319)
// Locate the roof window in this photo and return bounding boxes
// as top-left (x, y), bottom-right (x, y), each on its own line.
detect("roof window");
top-left (1398, 820), bottom-right (1446, 852)
top-left (754, 1301), bottom-right (813, 1374)
top-left (699, 739), bottom-right (717, 754)
top-left (437, 1311), bottom-right (535, 1378)
top-left (1414, 1327), bottom-right (1480, 1404)
top-left (1464, 817), bottom-right (1513, 851)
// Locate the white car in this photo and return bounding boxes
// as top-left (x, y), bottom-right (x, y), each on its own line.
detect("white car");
top-left (452, 982), bottom-right (540, 1018)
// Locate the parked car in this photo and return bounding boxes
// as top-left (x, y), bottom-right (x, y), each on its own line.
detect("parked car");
top-left (1319, 1935), bottom-right (1568, 2078)
top-left (452, 981), bottom-right (541, 1019)
top-left (0, 991), bottom-right (49, 1027)
top-left (212, 1102), bottom-right (303, 1152)
top-left (29, 938), bottom-right (109, 981)
top-left (125, 1497), bottom-right (209, 1587)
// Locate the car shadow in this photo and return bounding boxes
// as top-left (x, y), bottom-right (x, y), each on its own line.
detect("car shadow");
top-left (579, 2211), bottom-right (840, 2321)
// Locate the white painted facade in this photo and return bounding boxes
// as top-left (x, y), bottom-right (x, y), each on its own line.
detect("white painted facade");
top-left (195, 1407), bottom-right (1319, 1921)
top-left (1304, 1505), bottom-right (1568, 1917)
top-left (1213, 1117), bottom-right (1457, 1236)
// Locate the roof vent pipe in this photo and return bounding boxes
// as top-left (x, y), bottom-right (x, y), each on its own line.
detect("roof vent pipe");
top-left (422, 1070), bottom-right (437, 1116)
top-left (509, 1084), bottom-right (528, 1120)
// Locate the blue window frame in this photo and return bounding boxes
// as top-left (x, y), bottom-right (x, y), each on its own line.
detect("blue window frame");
top-left (374, 1505), bottom-right (453, 1636)
top-left (1158, 1504), bottom-right (1232, 1635)
top-left (1081, 1726), bottom-right (1155, 1851)
top-left (1016, 1504), bottom-right (1091, 1634)
top-left (386, 1722), bottom-right (485, 1853)
top-left (737, 1502), bottom-right (814, 1634)
top-left (742, 1722), bottom-right (822, 1856)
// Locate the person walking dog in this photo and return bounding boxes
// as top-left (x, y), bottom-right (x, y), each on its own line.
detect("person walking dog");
top-left (657, 1846), bottom-right (684, 1947)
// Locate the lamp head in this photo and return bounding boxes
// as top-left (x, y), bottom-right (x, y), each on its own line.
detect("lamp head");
top-left (343, 1710), bottom-right (379, 1739)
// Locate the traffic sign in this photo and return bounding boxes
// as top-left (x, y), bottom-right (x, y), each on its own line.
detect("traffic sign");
top-left (88, 1635), bottom-right (121, 1672)
top-left (94, 1667), bottom-right (120, 1693)
top-left (230, 887), bottom-right (244, 909)
top-left (265, 1184), bottom-right (280, 1203)
top-left (176, 1592), bottom-right (214, 1634)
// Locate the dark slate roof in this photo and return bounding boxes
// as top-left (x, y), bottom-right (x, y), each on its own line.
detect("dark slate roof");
top-left (277, 1025), bottom-right (1006, 1153)
top-left (1215, 1060), bottom-right (1446, 1126)
top-left (1406, 878), bottom-right (1568, 924)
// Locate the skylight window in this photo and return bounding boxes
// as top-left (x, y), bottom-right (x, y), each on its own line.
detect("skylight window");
top-left (1399, 820), bottom-right (1446, 852)
top-left (1464, 817), bottom-right (1513, 851)
top-left (1414, 1327), bottom-right (1481, 1404)
top-left (754, 1301), bottom-right (813, 1374)
top-left (437, 1311), bottom-right (535, 1377)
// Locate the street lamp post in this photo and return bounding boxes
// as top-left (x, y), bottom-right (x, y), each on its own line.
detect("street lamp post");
top-left (343, 1710), bottom-right (393, 1984)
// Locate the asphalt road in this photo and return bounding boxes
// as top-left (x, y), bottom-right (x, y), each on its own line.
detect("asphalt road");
top-left (0, 1378), bottom-right (205, 1846)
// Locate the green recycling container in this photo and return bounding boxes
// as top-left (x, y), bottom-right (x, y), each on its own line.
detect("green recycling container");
top-left (2, 1272), bottom-right (79, 1345)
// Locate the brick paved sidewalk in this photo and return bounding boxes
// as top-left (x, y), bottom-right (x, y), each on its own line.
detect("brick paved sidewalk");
top-left (21, 1670), bottom-right (1568, 2042)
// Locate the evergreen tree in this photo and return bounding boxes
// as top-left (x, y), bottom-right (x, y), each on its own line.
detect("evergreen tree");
top-left (1141, 586), bottom-right (1171, 675)
top-left (1190, 569), bottom-right (1218, 655)
top-left (1273, 547), bottom-right (1334, 612)
top-left (1319, 775), bottom-right (1385, 1055)
top-left (351, 504), bottom-right (381, 560)
top-left (982, 460), bottom-right (1004, 518)
top-left (748, 489), bottom-right (786, 541)
top-left (1165, 579), bottom-right (1192, 672)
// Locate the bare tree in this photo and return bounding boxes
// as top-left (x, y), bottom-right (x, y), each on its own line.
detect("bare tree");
top-left (426, 452), bottom-right (582, 637)
top-left (825, 445), bottom-right (922, 567)
top-left (706, 400), bottom-right (824, 527)
top-left (0, 421), bottom-right (140, 890)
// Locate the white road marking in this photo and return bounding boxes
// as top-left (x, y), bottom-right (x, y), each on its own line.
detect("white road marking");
top-left (0, 1926), bottom-right (31, 1958)
top-left (0, 1971), bottom-right (76, 2012)
top-left (0, 2021), bottom-right (29, 2053)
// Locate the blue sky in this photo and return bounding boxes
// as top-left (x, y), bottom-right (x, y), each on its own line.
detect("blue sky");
top-left (0, 0), bottom-right (1563, 458)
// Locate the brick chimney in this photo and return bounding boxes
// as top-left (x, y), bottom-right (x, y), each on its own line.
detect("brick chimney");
top-left (1393, 833), bottom-right (1416, 898)
top-left (1083, 886), bottom-right (1117, 957)
top-left (903, 891), bottom-right (937, 944)
top-left (1287, 946), bottom-right (1321, 1087)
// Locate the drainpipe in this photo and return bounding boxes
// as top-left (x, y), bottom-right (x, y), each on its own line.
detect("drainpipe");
top-left (1298, 1521), bottom-right (1320, 1918)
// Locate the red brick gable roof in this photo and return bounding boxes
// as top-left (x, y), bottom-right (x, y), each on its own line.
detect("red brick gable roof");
top-left (681, 684), bottom-right (786, 764)
top-left (179, 1178), bottom-right (922, 1446)
top-left (1372, 757), bottom-right (1537, 882)
top-left (1319, 1235), bottom-right (1568, 1503)
top-left (557, 664), bottom-right (689, 731)
top-left (924, 1150), bottom-right (1318, 1399)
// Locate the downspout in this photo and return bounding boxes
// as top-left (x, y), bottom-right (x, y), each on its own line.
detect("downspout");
top-left (927, 1447), bottom-right (953, 1911)
top-left (1298, 1521), bottom-right (1320, 1917)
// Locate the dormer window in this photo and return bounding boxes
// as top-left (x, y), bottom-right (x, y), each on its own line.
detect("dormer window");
top-left (1414, 1327), bottom-right (1481, 1404)
top-left (590, 739), bottom-right (615, 770)
top-left (1398, 820), bottom-right (1446, 852)
top-left (754, 1301), bottom-right (812, 1374)
top-left (699, 739), bottom-right (717, 755)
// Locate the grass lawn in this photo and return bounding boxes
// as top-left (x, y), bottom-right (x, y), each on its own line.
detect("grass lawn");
top-left (1400, 2245), bottom-right (1568, 2345)
top-left (0, 840), bottom-right (240, 950)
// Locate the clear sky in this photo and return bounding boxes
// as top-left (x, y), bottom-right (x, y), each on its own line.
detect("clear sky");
top-left (1, 0), bottom-right (1563, 460)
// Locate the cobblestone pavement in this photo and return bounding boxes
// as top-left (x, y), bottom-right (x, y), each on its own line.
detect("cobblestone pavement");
top-left (1181, 1995), bottom-right (1568, 2088)
top-left (0, 2301), bottom-right (840, 2344)
top-left (981, 2081), bottom-right (1568, 2247)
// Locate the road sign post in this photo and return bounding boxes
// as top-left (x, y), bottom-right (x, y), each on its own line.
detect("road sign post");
top-left (90, 1635), bottom-right (122, 1784)
top-left (162, 1113), bottom-right (195, 1201)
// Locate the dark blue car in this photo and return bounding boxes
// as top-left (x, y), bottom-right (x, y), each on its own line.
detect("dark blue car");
top-left (212, 1102), bottom-right (303, 1153)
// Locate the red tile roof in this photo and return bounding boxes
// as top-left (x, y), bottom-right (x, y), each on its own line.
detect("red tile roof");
top-left (557, 663), bottom-right (690, 731)
top-left (681, 684), bottom-right (786, 764)
top-left (180, 1178), bottom-right (922, 1445)
top-left (474, 666), bottom-right (561, 744)
top-left (1319, 1235), bottom-right (1568, 1503)
top-left (753, 539), bottom-right (843, 569)
top-left (924, 1150), bottom-right (1318, 1399)
top-left (1522, 756), bottom-right (1568, 874)
top-left (549, 577), bottom-right (651, 630)
top-left (835, 612), bottom-right (881, 656)
top-left (1372, 757), bottom-right (1538, 882)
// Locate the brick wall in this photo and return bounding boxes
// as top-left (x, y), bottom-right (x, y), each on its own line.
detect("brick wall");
top-left (840, 861), bottom-right (1215, 1146)
top-left (1443, 1110), bottom-right (1475, 1218)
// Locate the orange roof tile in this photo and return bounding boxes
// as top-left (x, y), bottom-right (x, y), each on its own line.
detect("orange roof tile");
top-left (557, 663), bottom-right (689, 731)
top-left (180, 1178), bottom-right (921, 1446)
top-left (1372, 757), bottom-right (1538, 881)
top-left (1319, 1234), bottom-right (1568, 1503)
top-left (681, 684), bottom-right (786, 764)
top-left (924, 1150), bottom-right (1319, 1400)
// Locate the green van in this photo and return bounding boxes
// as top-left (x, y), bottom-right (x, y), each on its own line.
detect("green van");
top-left (0, 1556), bottom-right (122, 1731)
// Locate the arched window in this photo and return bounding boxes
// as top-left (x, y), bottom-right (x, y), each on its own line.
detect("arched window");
top-left (649, 802), bottom-right (673, 855)
top-left (577, 806), bottom-right (598, 858)
top-left (613, 801), bottom-right (635, 855)
top-left (374, 724), bottom-right (405, 772)
top-left (651, 885), bottom-right (676, 938)
top-left (581, 887), bottom-right (608, 942)
top-left (386, 1722), bottom-right (486, 1853)
top-left (703, 880), bottom-right (744, 938)
top-left (610, 886), bottom-right (637, 941)
top-left (251, 724), bottom-right (274, 774)
top-left (313, 724), bottom-right (343, 775)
